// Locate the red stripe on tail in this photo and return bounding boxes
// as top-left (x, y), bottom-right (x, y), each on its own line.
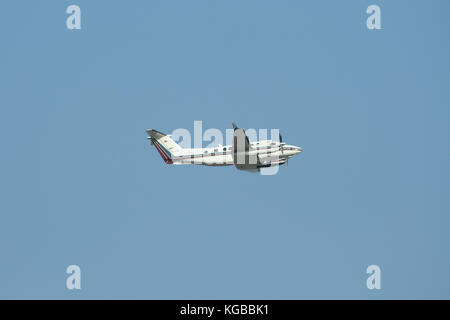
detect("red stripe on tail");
top-left (153, 139), bottom-right (173, 164)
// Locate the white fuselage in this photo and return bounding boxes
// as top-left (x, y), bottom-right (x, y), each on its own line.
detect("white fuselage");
top-left (171, 140), bottom-right (302, 166)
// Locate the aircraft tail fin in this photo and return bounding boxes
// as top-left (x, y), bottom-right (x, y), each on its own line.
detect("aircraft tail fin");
top-left (146, 129), bottom-right (182, 164)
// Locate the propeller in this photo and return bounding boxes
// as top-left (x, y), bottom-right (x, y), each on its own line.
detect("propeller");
top-left (279, 133), bottom-right (288, 166)
top-left (279, 133), bottom-right (285, 154)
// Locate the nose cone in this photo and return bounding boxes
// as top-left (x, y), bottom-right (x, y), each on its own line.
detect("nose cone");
top-left (282, 145), bottom-right (302, 155)
top-left (287, 145), bottom-right (302, 154)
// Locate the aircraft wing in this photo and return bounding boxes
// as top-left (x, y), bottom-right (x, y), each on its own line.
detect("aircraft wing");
top-left (232, 123), bottom-right (259, 171)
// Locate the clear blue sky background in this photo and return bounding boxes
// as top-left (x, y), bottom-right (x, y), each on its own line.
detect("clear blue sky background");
top-left (1, 0), bottom-right (450, 299)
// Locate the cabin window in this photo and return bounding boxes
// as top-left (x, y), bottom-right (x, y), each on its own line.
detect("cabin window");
top-left (204, 151), bottom-right (208, 154)
top-left (223, 147), bottom-right (227, 151)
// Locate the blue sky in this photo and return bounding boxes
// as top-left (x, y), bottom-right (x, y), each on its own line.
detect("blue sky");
top-left (1, 0), bottom-right (450, 299)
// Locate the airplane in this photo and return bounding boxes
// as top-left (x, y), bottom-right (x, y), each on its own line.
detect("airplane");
top-left (146, 123), bottom-right (302, 172)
